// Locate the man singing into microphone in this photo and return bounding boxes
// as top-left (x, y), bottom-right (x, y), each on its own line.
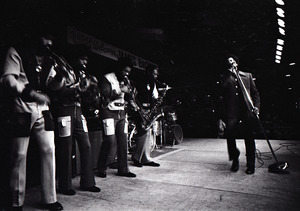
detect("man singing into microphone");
top-left (217, 54), bottom-right (260, 174)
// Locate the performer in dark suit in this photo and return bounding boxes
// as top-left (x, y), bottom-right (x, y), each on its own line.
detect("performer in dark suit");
top-left (218, 54), bottom-right (260, 174)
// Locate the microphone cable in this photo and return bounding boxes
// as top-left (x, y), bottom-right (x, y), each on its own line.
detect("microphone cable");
top-left (255, 142), bottom-right (299, 168)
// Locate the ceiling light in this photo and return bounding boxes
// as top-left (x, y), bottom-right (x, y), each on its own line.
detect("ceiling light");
top-left (275, 0), bottom-right (285, 6)
top-left (276, 45), bottom-right (283, 50)
top-left (285, 74), bottom-right (291, 77)
top-left (276, 55), bottom-right (281, 60)
top-left (276, 50), bottom-right (282, 55)
top-left (279, 27), bottom-right (285, 35)
top-left (289, 63), bottom-right (296, 66)
top-left (278, 19), bottom-right (285, 27)
top-left (277, 39), bottom-right (284, 45)
top-left (275, 59), bottom-right (281, 63)
top-left (276, 8), bottom-right (285, 18)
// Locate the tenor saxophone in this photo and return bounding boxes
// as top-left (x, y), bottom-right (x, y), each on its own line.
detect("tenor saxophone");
top-left (124, 76), bottom-right (169, 131)
top-left (140, 87), bottom-right (168, 131)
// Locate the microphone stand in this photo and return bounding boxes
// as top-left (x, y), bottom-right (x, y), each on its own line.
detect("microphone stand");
top-left (232, 68), bottom-right (289, 174)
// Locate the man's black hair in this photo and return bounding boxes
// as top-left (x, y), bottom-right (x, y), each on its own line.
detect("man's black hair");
top-left (226, 53), bottom-right (239, 65)
top-left (145, 64), bottom-right (158, 74)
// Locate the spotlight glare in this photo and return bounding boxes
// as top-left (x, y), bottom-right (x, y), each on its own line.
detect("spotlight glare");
top-left (275, 59), bottom-right (281, 63)
top-left (276, 45), bottom-right (283, 50)
top-left (289, 63), bottom-right (296, 66)
top-left (276, 50), bottom-right (282, 56)
top-left (276, 55), bottom-right (281, 60)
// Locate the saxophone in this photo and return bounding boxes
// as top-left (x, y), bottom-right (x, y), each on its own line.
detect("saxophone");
top-left (140, 85), bottom-right (169, 131)
top-left (124, 77), bottom-right (169, 131)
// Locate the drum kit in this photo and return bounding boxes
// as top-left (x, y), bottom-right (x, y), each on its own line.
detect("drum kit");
top-left (127, 106), bottom-right (183, 151)
top-left (159, 108), bottom-right (183, 146)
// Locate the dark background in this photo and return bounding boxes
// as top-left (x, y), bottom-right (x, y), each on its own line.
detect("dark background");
top-left (1, 0), bottom-right (299, 140)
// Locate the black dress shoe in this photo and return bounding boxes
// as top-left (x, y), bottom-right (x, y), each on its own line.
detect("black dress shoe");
top-left (132, 157), bottom-right (143, 167)
top-left (57, 189), bottom-right (76, 195)
top-left (98, 171), bottom-right (107, 178)
top-left (117, 172), bottom-right (136, 177)
top-left (143, 161), bottom-right (160, 167)
top-left (245, 168), bottom-right (255, 174)
top-left (42, 201), bottom-right (63, 211)
top-left (230, 159), bottom-right (239, 172)
top-left (80, 185), bottom-right (101, 192)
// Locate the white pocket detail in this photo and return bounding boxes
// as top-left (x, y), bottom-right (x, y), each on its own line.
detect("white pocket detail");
top-left (57, 116), bottom-right (71, 137)
top-left (124, 118), bottom-right (128, 134)
top-left (103, 118), bottom-right (114, 136)
top-left (81, 115), bottom-right (88, 132)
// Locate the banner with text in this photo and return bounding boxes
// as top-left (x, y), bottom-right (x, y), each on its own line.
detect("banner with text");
top-left (67, 27), bottom-right (156, 70)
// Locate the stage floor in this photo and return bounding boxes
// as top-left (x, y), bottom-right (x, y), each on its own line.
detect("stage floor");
top-left (23, 138), bottom-right (300, 210)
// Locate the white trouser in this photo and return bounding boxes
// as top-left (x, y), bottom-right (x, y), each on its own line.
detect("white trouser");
top-left (10, 104), bottom-right (56, 206)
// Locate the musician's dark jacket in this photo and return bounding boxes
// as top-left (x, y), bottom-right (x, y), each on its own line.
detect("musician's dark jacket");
top-left (218, 70), bottom-right (260, 121)
top-left (80, 75), bottom-right (101, 131)
top-left (136, 77), bottom-right (163, 109)
top-left (49, 69), bottom-right (82, 107)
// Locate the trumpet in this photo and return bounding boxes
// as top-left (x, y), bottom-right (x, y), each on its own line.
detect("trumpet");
top-left (123, 76), bottom-right (133, 90)
top-left (78, 73), bottom-right (99, 93)
top-left (46, 46), bottom-right (73, 77)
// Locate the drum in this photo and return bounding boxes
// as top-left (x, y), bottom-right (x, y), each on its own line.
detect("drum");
top-left (164, 124), bottom-right (183, 145)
